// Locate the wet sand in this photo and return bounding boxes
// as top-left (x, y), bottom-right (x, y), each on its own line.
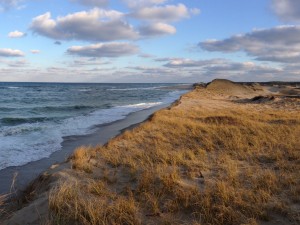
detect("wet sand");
top-left (0, 103), bottom-right (170, 195)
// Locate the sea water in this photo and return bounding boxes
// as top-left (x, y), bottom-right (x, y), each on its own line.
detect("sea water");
top-left (0, 83), bottom-right (187, 170)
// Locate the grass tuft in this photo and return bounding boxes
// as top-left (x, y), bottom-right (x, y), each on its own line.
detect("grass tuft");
top-left (71, 146), bottom-right (95, 173)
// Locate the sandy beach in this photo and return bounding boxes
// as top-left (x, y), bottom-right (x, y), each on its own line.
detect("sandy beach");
top-left (1, 79), bottom-right (299, 225)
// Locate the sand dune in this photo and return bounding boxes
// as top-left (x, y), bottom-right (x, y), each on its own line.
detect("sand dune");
top-left (1, 80), bottom-right (299, 225)
top-left (205, 79), bottom-right (258, 95)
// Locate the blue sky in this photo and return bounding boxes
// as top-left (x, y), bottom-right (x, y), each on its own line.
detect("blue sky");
top-left (0, 0), bottom-right (300, 82)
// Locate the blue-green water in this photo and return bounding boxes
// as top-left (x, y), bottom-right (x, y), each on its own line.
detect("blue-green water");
top-left (0, 83), bottom-right (187, 170)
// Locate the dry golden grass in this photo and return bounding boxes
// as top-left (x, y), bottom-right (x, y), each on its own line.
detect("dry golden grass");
top-left (49, 180), bottom-right (140, 225)
top-left (71, 146), bottom-right (96, 173)
top-left (36, 86), bottom-right (300, 224)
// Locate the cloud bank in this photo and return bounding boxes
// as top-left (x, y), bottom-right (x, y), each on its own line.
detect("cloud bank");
top-left (200, 25), bottom-right (300, 63)
top-left (30, 3), bottom-right (198, 42)
top-left (30, 9), bottom-right (138, 42)
top-left (272, 0), bottom-right (300, 22)
top-left (131, 4), bottom-right (191, 22)
top-left (67, 42), bottom-right (139, 57)
top-left (123, 0), bottom-right (167, 8)
top-left (0, 48), bottom-right (24, 57)
top-left (70, 0), bottom-right (108, 7)
top-left (0, 0), bottom-right (23, 11)
top-left (139, 22), bottom-right (176, 37)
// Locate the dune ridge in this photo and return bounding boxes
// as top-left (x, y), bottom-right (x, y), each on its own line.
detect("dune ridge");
top-left (206, 79), bottom-right (256, 95)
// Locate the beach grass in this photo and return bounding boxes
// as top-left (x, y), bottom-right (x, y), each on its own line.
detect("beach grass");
top-left (46, 85), bottom-right (300, 225)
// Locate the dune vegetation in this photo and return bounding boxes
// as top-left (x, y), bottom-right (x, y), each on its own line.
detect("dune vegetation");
top-left (46, 81), bottom-right (300, 225)
top-left (1, 80), bottom-right (300, 225)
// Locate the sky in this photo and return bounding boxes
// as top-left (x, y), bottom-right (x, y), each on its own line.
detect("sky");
top-left (0, 0), bottom-right (300, 83)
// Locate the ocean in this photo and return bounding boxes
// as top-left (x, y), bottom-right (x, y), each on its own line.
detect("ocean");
top-left (0, 83), bottom-right (188, 171)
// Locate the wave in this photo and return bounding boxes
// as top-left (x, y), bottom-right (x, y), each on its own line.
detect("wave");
top-left (108, 85), bottom-right (187, 91)
top-left (32, 105), bottom-right (95, 112)
top-left (7, 86), bottom-right (20, 89)
top-left (59, 101), bottom-right (164, 136)
top-left (108, 87), bottom-right (162, 91)
top-left (0, 105), bottom-right (96, 113)
top-left (0, 107), bottom-right (18, 112)
top-left (78, 88), bottom-right (92, 92)
top-left (0, 102), bottom-right (162, 127)
top-left (1, 117), bottom-right (51, 126)
top-left (121, 102), bottom-right (162, 108)
top-left (0, 127), bottom-right (62, 169)
top-left (1, 125), bottom-right (43, 136)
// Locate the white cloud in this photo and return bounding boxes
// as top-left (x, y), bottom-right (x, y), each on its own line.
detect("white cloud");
top-left (131, 4), bottom-right (191, 22)
top-left (7, 59), bottom-right (28, 67)
top-left (139, 22), bottom-right (176, 37)
top-left (163, 58), bottom-right (225, 68)
top-left (139, 53), bottom-right (154, 58)
top-left (67, 42), bottom-right (139, 57)
top-left (64, 58), bottom-right (111, 67)
top-left (272, 0), bottom-right (300, 22)
top-left (123, 0), bottom-right (167, 8)
top-left (30, 9), bottom-right (138, 42)
top-left (200, 25), bottom-right (300, 63)
top-left (70, 0), bottom-right (108, 7)
top-left (8, 30), bottom-right (25, 38)
top-left (1, 57), bottom-right (298, 82)
top-left (30, 49), bottom-right (40, 54)
top-left (29, 3), bottom-right (198, 42)
top-left (161, 58), bottom-right (276, 78)
top-left (0, 0), bottom-right (23, 11)
top-left (190, 8), bottom-right (200, 15)
top-left (123, 58), bottom-right (289, 82)
top-left (0, 48), bottom-right (24, 57)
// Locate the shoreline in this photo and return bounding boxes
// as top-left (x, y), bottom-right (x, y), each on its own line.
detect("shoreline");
top-left (0, 102), bottom-right (173, 195)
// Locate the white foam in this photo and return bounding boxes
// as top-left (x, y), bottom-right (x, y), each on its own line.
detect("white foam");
top-left (108, 86), bottom-right (163, 91)
top-left (0, 128), bottom-right (62, 170)
top-left (60, 101), bottom-right (163, 136)
top-left (0, 124), bottom-right (43, 136)
top-left (78, 88), bottom-right (92, 92)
